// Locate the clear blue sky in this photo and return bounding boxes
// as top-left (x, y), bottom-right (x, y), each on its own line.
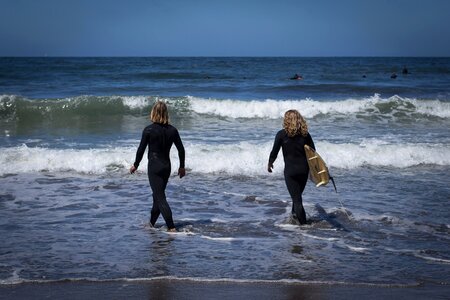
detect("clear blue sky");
top-left (1, 0), bottom-right (450, 56)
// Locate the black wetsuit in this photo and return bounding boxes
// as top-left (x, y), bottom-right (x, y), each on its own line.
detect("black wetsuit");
top-left (133, 123), bottom-right (185, 229)
top-left (269, 130), bottom-right (315, 224)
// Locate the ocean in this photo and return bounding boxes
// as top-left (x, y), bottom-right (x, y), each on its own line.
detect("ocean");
top-left (0, 57), bottom-right (449, 289)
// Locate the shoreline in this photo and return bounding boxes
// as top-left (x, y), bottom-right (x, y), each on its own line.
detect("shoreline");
top-left (1, 279), bottom-right (448, 300)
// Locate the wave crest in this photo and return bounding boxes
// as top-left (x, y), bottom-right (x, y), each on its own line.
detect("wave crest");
top-left (1, 94), bottom-right (449, 122)
top-left (188, 94), bottom-right (450, 119)
top-left (1, 141), bottom-right (449, 175)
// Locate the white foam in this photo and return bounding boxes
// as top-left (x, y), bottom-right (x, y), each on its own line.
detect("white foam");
top-left (164, 230), bottom-right (195, 236)
top-left (187, 140), bottom-right (450, 173)
top-left (2, 94), bottom-right (449, 120)
top-left (300, 233), bottom-right (339, 241)
top-left (186, 141), bottom-right (273, 175)
top-left (121, 96), bottom-right (187, 110)
top-left (344, 245), bottom-right (370, 252)
top-left (178, 218), bottom-right (199, 222)
top-left (414, 99), bottom-right (450, 118)
top-left (0, 275), bottom-right (418, 287)
top-left (188, 94), bottom-right (450, 119)
top-left (121, 96), bottom-right (152, 109)
top-left (210, 218), bottom-right (228, 223)
top-left (0, 268), bottom-right (22, 285)
top-left (322, 140), bottom-right (450, 169)
top-left (199, 236), bottom-right (238, 242)
top-left (276, 223), bottom-right (299, 231)
top-left (0, 144), bottom-right (133, 174)
top-left (414, 254), bottom-right (450, 264)
top-left (1, 140), bottom-right (449, 175)
top-left (189, 96), bottom-right (364, 119)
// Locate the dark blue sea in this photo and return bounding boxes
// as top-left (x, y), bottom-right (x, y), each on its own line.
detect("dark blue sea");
top-left (0, 57), bottom-right (449, 288)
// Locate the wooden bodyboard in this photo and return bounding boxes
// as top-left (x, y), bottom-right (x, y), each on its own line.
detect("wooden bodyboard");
top-left (304, 144), bottom-right (330, 187)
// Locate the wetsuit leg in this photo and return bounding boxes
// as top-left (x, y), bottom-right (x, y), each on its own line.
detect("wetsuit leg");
top-left (150, 194), bottom-right (160, 226)
top-left (284, 172), bottom-right (308, 225)
top-left (148, 160), bottom-right (174, 229)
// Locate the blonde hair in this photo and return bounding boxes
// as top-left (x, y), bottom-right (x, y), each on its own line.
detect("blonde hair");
top-left (150, 101), bottom-right (169, 125)
top-left (283, 109), bottom-right (308, 137)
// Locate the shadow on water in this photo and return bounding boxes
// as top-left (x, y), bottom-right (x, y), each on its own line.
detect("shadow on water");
top-left (174, 219), bottom-right (215, 228)
top-left (308, 204), bottom-right (349, 231)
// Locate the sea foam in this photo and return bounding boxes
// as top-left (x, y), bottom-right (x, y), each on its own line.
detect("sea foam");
top-left (1, 140), bottom-right (449, 175)
top-left (187, 94), bottom-right (450, 119)
top-left (2, 94), bottom-right (449, 120)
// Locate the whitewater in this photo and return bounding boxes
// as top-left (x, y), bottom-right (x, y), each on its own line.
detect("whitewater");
top-left (0, 57), bottom-right (449, 290)
top-left (1, 140), bottom-right (449, 175)
top-left (2, 93), bottom-right (450, 119)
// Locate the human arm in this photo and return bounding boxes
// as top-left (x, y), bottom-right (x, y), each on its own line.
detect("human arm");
top-left (305, 132), bottom-right (315, 150)
top-left (268, 131), bottom-right (282, 173)
top-left (174, 129), bottom-right (186, 178)
top-left (130, 128), bottom-right (149, 173)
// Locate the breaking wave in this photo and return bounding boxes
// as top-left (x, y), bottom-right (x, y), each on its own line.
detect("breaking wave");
top-left (1, 94), bottom-right (449, 122)
top-left (1, 140), bottom-right (449, 175)
top-left (188, 94), bottom-right (450, 119)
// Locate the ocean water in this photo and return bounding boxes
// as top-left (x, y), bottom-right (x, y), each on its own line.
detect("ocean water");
top-left (0, 57), bottom-right (449, 287)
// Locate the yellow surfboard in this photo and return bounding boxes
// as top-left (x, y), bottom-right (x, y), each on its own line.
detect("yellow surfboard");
top-left (304, 145), bottom-right (336, 191)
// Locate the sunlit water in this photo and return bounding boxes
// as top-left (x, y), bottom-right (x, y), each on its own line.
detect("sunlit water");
top-left (0, 57), bottom-right (449, 286)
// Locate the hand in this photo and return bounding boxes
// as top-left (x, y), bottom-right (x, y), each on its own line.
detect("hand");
top-left (268, 162), bottom-right (273, 173)
top-left (130, 165), bottom-right (137, 174)
top-left (178, 167), bottom-right (186, 178)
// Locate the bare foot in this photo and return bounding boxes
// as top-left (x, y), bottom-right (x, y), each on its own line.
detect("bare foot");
top-left (168, 228), bottom-right (176, 232)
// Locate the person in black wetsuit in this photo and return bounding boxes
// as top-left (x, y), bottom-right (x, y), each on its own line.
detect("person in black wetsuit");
top-left (268, 109), bottom-right (315, 225)
top-left (130, 101), bottom-right (186, 232)
top-left (290, 73), bottom-right (303, 80)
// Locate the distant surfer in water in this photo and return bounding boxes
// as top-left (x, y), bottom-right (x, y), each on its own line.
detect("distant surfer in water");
top-left (290, 73), bottom-right (303, 80)
top-left (268, 110), bottom-right (315, 225)
top-left (130, 101), bottom-right (186, 232)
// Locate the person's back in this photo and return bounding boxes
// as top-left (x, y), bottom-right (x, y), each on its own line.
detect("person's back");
top-left (268, 110), bottom-right (315, 225)
top-left (142, 123), bottom-right (182, 162)
top-left (273, 129), bottom-right (314, 175)
top-left (130, 101), bottom-right (185, 232)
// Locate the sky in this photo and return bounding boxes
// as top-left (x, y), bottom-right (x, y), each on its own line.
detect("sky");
top-left (1, 0), bottom-right (450, 57)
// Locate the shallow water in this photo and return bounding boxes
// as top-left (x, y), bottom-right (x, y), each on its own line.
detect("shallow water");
top-left (0, 57), bottom-right (449, 286)
top-left (0, 167), bottom-right (448, 285)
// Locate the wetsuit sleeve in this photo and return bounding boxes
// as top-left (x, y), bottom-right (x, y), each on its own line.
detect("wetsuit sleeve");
top-left (133, 128), bottom-right (149, 169)
top-left (269, 131), bottom-right (282, 165)
top-left (173, 129), bottom-right (185, 168)
top-left (306, 133), bottom-right (315, 150)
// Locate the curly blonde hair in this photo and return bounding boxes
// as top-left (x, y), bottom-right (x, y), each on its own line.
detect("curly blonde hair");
top-left (150, 101), bottom-right (169, 125)
top-left (283, 109), bottom-right (308, 137)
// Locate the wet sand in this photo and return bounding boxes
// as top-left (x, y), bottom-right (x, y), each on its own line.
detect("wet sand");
top-left (1, 279), bottom-right (448, 300)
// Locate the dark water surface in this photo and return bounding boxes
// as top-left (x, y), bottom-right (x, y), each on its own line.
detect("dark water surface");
top-left (0, 57), bottom-right (449, 287)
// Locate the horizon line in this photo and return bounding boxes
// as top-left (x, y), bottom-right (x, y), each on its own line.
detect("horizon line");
top-left (1, 55), bottom-right (449, 58)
